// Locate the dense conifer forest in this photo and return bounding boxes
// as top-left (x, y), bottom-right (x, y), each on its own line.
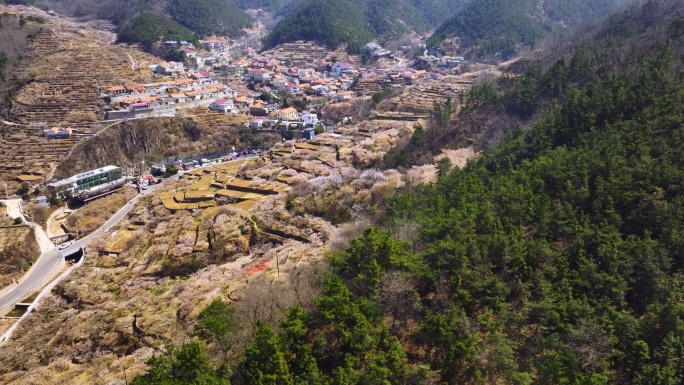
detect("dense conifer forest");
top-left (263, 0), bottom-right (466, 51)
top-left (428, 0), bottom-right (630, 59)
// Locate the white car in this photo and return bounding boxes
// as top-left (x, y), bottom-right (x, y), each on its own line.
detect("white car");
top-left (58, 241), bottom-right (73, 250)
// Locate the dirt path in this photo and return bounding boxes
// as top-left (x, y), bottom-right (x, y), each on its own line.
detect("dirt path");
top-left (29, 222), bottom-right (55, 253)
top-left (126, 52), bottom-right (136, 71)
top-left (46, 207), bottom-right (69, 238)
top-left (1, 199), bottom-right (55, 252)
top-left (1, 199), bottom-right (22, 220)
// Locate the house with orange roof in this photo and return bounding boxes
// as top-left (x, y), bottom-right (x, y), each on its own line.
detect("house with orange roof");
top-left (176, 78), bottom-right (195, 86)
top-left (171, 93), bottom-right (188, 103)
top-left (126, 84), bottom-right (145, 93)
top-left (250, 101), bottom-right (267, 116)
top-left (234, 95), bottom-right (254, 106)
top-left (106, 85), bottom-right (127, 96)
top-left (185, 90), bottom-right (203, 100)
top-left (119, 97), bottom-right (139, 107)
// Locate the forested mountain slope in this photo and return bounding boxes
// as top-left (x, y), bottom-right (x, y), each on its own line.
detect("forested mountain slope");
top-left (131, 1), bottom-right (684, 384)
top-left (428, 0), bottom-right (631, 59)
top-left (263, 0), bottom-right (374, 52)
top-left (264, 0), bottom-right (466, 51)
top-left (5, 0), bottom-right (253, 50)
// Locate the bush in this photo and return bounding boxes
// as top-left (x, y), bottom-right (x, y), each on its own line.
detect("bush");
top-left (166, 165), bottom-right (179, 177)
top-left (13, 217), bottom-right (23, 225)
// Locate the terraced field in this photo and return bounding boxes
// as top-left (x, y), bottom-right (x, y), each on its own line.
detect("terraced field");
top-left (0, 123), bottom-right (84, 192)
top-left (8, 8), bottom-right (159, 126)
top-left (375, 78), bottom-right (467, 120)
top-left (159, 160), bottom-right (287, 211)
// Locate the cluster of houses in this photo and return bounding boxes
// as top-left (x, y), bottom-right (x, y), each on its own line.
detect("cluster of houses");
top-left (100, 34), bottom-right (459, 125)
top-left (223, 57), bottom-right (358, 97)
top-left (105, 71), bottom-right (243, 113)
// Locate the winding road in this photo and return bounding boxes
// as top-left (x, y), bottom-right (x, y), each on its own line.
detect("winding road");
top-left (0, 181), bottom-right (165, 316)
top-left (0, 155), bottom-right (257, 316)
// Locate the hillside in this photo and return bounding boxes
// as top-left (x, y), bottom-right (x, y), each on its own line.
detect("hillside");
top-left (7, 0), bottom-right (253, 49)
top-left (118, 11), bottom-right (197, 50)
top-left (233, 0), bottom-right (295, 13)
top-left (264, 0), bottom-right (466, 51)
top-left (263, 0), bottom-right (373, 52)
top-left (167, 0), bottom-right (253, 37)
top-left (428, 0), bottom-right (631, 59)
top-left (53, 113), bottom-right (280, 178)
top-left (116, 1), bottom-right (684, 384)
top-left (3, 1), bottom-right (684, 385)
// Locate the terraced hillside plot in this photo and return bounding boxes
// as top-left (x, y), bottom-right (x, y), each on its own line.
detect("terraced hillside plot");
top-left (261, 42), bottom-right (329, 66)
top-left (65, 187), bottom-right (137, 237)
top-left (181, 107), bottom-right (251, 128)
top-left (8, 9), bottom-right (159, 126)
top-left (0, 123), bottom-right (82, 192)
top-left (375, 78), bottom-right (466, 120)
top-left (102, 230), bottom-right (133, 256)
top-left (160, 159), bottom-right (286, 212)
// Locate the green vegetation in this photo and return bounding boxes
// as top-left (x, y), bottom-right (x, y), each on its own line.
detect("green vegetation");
top-left (196, 299), bottom-right (240, 355)
top-left (165, 165), bottom-right (179, 177)
top-left (13, 0), bottom-right (253, 51)
top-left (168, 0), bottom-right (253, 38)
top-left (263, 0), bottom-right (373, 52)
top-left (232, 0), bottom-right (295, 14)
top-left (264, 0), bottom-right (465, 51)
top-left (361, 0), bottom-right (466, 40)
top-left (118, 11), bottom-right (197, 49)
top-left (131, 342), bottom-right (230, 385)
top-left (428, 0), bottom-right (548, 59)
top-left (244, 37), bottom-right (684, 382)
top-left (428, 0), bottom-right (630, 59)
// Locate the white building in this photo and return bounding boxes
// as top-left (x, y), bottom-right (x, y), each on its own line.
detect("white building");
top-left (209, 99), bottom-right (236, 114)
top-left (331, 62), bottom-right (353, 76)
top-left (301, 113), bottom-right (318, 126)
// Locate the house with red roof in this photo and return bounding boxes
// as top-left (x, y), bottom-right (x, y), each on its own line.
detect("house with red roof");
top-left (209, 99), bottom-right (236, 114)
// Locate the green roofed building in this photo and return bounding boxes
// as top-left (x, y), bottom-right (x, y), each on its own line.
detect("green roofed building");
top-left (48, 165), bottom-right (125, 201)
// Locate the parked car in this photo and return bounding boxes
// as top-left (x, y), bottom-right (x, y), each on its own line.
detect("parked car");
top-left (58, 241), bottom-right (73, 250)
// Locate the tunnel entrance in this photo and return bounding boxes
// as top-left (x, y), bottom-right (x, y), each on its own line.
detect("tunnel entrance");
top-left (63, 247), bottom-right (84, 263)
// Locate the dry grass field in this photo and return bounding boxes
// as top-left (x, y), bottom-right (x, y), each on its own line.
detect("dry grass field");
top-left (0, 225), bottom-right (39, 288)
top-left (65, 187), bottom-right (138, 237)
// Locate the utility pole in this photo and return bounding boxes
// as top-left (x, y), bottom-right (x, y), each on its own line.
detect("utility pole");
top-left (2, 182), bottom-right (7, 199)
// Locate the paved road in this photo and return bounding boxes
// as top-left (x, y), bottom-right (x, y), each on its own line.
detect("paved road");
top-left (0, 200), bottom-right (59, 305)
top-left (0, 155), bottom-right (257, 315)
